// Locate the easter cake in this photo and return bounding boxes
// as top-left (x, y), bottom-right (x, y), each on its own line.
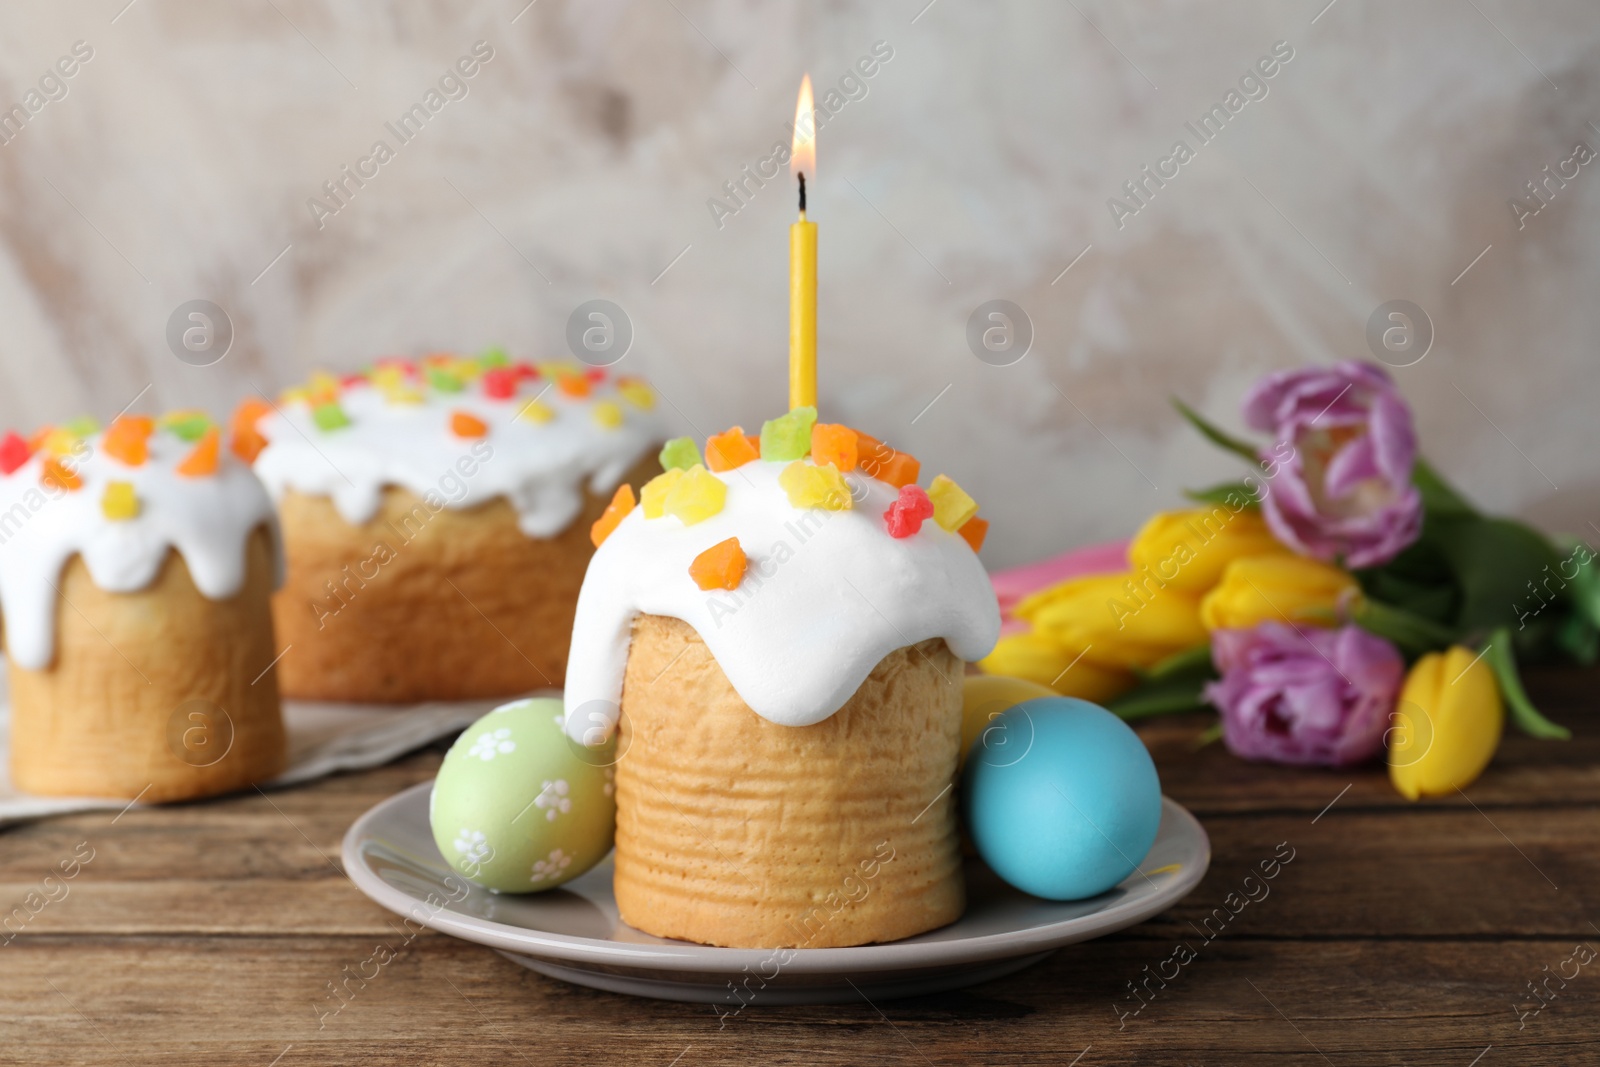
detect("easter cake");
top-left (247, 354), bottom-right (661, 702)
top-left (562, 409), bottom-right (1000, 948)
top-left (0, 412), bottom-right (287, 801)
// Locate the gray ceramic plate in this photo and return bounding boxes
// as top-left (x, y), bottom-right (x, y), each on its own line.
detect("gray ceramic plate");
top-left (343, 782), bottom-right (1210, 1005)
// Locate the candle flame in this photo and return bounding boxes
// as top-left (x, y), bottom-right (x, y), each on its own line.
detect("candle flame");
top-left (791, 73), bottom-right (815, 179)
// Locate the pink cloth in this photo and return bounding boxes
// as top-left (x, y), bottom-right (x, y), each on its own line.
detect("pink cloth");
top-left (990, 540), bottom-right (1130, 634)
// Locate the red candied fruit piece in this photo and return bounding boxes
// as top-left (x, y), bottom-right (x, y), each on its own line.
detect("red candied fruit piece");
top-left (482, 367), bottom-right (518, 400)
top-left (512, 361), bottom-right (540, 380)
top-left (883, 484), bottom-right (935, 538)
top-left (584, 367), bottom-right (607, 383)
top-left (0, 432), bottom-right (31, 475)
top-left (340, 372), bottom-right (370, 388)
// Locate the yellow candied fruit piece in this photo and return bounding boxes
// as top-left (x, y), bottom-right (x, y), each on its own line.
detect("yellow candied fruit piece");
top-left (663, 465), bottom-right (727, 526)
top-left (778, 460), bottom-right (854, 511)
top-left (40, 428), bottom-right (79, 456)
top-left (517, 398), bottom-right (555, 424)
top-left (280, 386), bottom-right (308, 405)
top-left (641, 468), bottom-right (683, 519)
top-left (380, 383), bottom-right (425, 405)
top-left (928, 474), bottom-right (978, 531)
top-left (101, 481), bottom-right (139, 520)
top-left (618, 380), bottom-right (656, 411)
top-left (591, 401), bottom-right (624, 430)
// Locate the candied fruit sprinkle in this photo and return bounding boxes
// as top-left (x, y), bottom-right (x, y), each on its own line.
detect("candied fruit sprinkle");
top-left (618, 379), bottom-right (655, 410)
top-left (0, 432), bottom-right (31, 475)
top-left (662, 464), bottom-right (726, 525)
top-left (311, 402), bottom-right (351, 432)
top-left (41, 457), bottom-right (82, 492)
top-left (450, 411), bottom-right (489, 438)
top-left (690, 537), bottom-right (748, 592)
top-left (810, 423), bottom-right (858, 472)
top-left (641, 468), bottom-right (683, 519)
top-left (659, 436), bottom-right (701, 471)
top-left (557, 375), bottom-right (591, 399)
top-left (759, 406), bottom-right (816, 462)
top-left (517, 398), bottom-right (554, 424)
top-left (103, 415), bottom-right (156, 467)
top-left (176, 427), bottom-right (222, 477)
top-left (883, 484), bottom-right (935, 538)
top-left (481, 367), bottom-right (518, 399)
top-left (590, 483), bottom-right (636, 547)
top-left (101, 481), bottom-right (139, 521)
top-left (957, 516), bottom-right (989, 552)
top-left (778, 460), bottom-right (853, 511)
top-left (591, 401), bottom-right (624, 430)
top-left (928, 474), bottom-right (978, 531)
top-left (705, 427), bottom-right (759, 473)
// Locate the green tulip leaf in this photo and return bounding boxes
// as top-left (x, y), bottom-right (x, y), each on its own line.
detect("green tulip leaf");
top-left (1412, 457), bottom-right (1477, 519)
top-left (1484, 626), bottom-right (1570, 740)
top-left (1183, 481), bottom-right (1261, 510)
top-left (1429, 516), bottom-right (1567, 634)
top-left (1351, 597), bottom-right (1457, 656)
top-left (1171, 398), bottom-right (1261, 463)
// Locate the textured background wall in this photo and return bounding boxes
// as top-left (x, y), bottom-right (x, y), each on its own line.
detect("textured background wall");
top-left (0, 0), bottom-right (1595, 568)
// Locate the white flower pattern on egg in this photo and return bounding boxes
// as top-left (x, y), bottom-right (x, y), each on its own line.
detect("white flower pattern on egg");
top-left (453, 828), bottom-right (492, 871)
top-left (534, 779), bottom-right (571, 821)
top-left (530, 848), bottom-right (573, 883)
top-left (468, 727), bottom-right (515, 761)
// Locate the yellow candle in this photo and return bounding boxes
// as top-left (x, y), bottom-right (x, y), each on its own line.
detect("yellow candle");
top-left (789, 210), bottom-right (817, 410)
top-left (789, 74), bottom-right (817, 412)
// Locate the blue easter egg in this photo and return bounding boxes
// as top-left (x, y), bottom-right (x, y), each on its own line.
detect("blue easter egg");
top-left (963, 697), bottom-right (1162, 901)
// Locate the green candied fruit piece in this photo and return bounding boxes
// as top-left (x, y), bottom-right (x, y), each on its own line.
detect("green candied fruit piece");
top-left (165, 413), bottom-right (214, 442)
top-left (64, 416), bottom-right (101, 437)
top-left (658, 436), bottom-right (702, 472)
top-left (759, 406), bottom-right (817, 462)
top-left (477, 345), bottom-right (510, 368)
top-left (426, 366), bottom-right (464, 393)
top-left (311, 401), bottom-right (351, 431)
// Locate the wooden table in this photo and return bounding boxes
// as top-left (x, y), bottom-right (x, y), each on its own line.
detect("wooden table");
top-left (4, 669), bottom-right (1597, 1066)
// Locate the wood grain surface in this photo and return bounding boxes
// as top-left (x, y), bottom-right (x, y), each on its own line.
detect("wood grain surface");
top-left (2, 669), bottom-right (1597, 1066)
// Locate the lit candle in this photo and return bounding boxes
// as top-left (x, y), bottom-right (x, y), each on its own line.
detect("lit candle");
top-left (789, 74), bottom-right (817, 412)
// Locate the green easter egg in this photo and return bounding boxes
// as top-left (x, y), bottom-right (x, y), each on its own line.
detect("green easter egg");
top-left (429, 698), bottom-right (616, 892)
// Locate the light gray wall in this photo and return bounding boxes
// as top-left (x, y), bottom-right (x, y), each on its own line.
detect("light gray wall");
top-left (1, 0), bottom-right (1595, 567)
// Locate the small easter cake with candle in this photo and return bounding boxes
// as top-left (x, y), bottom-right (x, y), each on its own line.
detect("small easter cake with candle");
top-left (246, 352), bottom-right (661, 703)
top-left (0, 411), bottom-right (287, 801)
top-left (564, 409), bottom-right (1000, 948)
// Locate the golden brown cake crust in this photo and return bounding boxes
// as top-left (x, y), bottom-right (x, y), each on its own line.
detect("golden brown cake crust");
top-left (271, 458), bottom-right (654, 703)
top-left (9, 527), bottom-right (287, 802)
top-left (613, 613), bottom-right (966, 948)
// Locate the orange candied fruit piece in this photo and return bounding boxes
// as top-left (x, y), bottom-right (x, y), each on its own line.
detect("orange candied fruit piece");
top-left (557, 375), bottom-right (591, 399)
top-left (103, 415), bottom-right (156, 467)
top-left (689, 536), bottom-right (748, 592)
top-left (590, 483), bottom-right (636, 548)
top-left (176, 427), bottom-right (221, 477)
top-left (229, 398), bottom-right (274, 463)
top-left (855, 430), bottom-right (921, 489)
top-left (957, 516), bottom-right (989, 552)
top-left (40, 456), bottom-right (82, 492)
top-left (449, 411), bottom-right (489, 438)
top-left (811, 423), bottom-right (859, 472)
top-left (705, 426), bottom-right (760, 473)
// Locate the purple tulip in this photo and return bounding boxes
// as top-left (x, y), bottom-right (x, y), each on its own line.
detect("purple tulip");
top-left (1205, 622), bottom-right (1404, 767)
top-left (1242, 361), bottom-right (1423, 569)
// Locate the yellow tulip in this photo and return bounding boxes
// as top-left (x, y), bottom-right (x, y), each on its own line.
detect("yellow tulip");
top-left (1127, 506), bottom-right (1289, 595)
top-left (1018, 572), bottom-right (1207, 671)
top-left (1199, 555), bottom-right (1360, 631)
top-left (977, 632), bottom-right (1136, 703)
top-left (959, 674), bottom-right (1057, 767)
top-left (1388, 646), bottom-right (1504, 800)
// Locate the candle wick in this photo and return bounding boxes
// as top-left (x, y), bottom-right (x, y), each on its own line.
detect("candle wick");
top-left (797, 171), bottom-right (807, 213)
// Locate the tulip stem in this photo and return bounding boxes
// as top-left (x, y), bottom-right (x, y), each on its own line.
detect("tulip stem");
top-left (1352, 597), bottom-right (1456, 655)
top-left (1142, 644), bottom-right (1214, 681)
top-left (1484, 627), bottom-right (1571, 740)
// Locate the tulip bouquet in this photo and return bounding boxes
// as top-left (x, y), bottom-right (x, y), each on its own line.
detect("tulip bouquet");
top-left (982, 362), bottom-right (1593, 798)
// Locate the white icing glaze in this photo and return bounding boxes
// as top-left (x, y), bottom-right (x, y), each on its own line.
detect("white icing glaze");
top-left (0, 426), bottom-right (282, 671)
top-left (252, 373), bottom-right (661, 538)
top-left (563, 458), bottom-right (1000, 739)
